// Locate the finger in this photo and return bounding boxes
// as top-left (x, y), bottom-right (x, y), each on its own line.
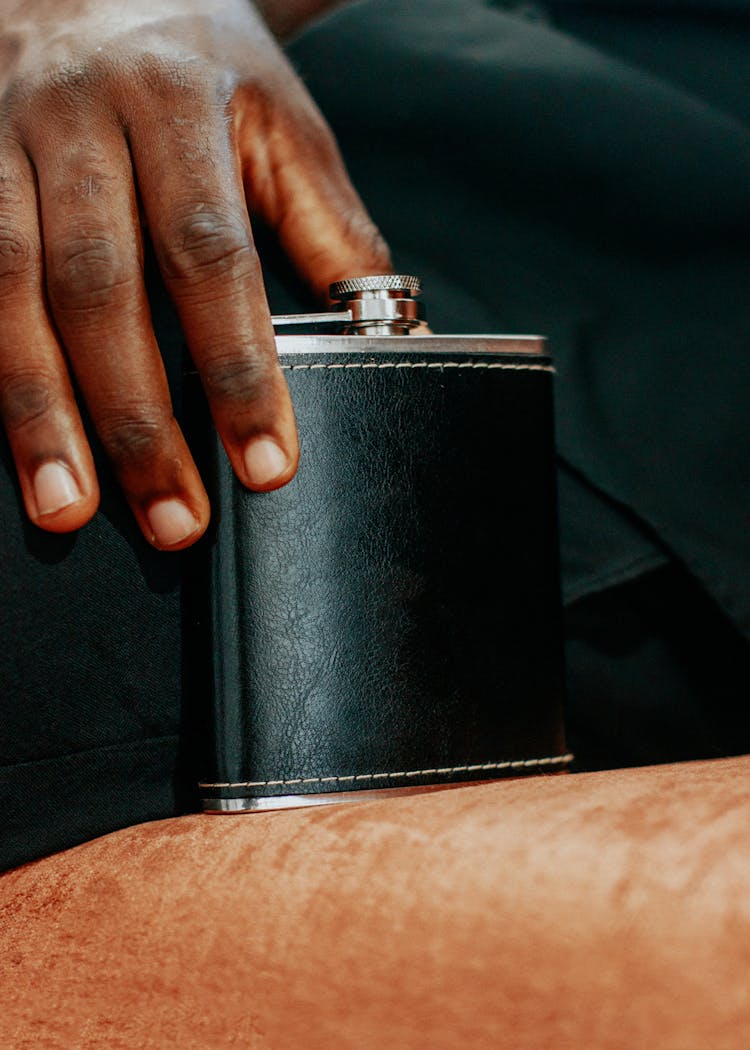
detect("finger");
top-left (235, 71), bottom-right (393, 301)
top-left (124, 70), bottom-right (298, 493)
top-left (27, 118), bottom-right (210, 550)
top-left (0, 140), bottom-right (98, 533)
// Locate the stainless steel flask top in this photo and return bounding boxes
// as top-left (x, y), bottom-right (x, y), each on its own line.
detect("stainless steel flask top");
top-left (271, 275), bottom-right (425, 336)
top-left (329, 274), bottom-right (424, 335)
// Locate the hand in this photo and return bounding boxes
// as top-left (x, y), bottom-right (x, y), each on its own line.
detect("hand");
top-left (0, 0), bottom-right (390, 548)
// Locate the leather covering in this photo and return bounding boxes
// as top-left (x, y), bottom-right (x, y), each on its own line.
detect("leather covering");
top-left (186, 340), bottom-right (569, 805)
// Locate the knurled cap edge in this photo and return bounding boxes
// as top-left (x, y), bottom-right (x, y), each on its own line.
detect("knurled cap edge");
top-left (330, 274), bottom-right (422, 297)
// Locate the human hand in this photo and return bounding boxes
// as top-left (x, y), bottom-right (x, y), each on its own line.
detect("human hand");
top-left (0, 0), bottom-right (390, 548)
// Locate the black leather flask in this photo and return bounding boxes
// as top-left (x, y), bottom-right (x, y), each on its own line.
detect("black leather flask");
top-left (187, 276), bottom-right (570, 812)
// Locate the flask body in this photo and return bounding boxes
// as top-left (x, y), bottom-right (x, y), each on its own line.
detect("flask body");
top-left (188, 335), bottom-right (570, 811)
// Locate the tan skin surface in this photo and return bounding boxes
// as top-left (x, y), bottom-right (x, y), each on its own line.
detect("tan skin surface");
top-left (2, 758), bottom-right (750, 1048)
top-left (0, 0), bottom-right (389, 549)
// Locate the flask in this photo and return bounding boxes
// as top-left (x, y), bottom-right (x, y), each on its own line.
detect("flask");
top-left (187, 276), bottom-right (570, 812)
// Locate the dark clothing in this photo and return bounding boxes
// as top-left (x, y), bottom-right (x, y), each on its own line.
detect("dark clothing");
top-left (290, 0), bottom-right (750, 635)
top-left (2, 1), bottom-right (749, 871)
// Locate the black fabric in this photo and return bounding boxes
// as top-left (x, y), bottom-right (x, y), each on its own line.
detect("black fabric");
top-left (2, 2), bottom-right (749, 871)
top-left (288, 0), bottom-right (750, 637)
top-left (566, 565), bottom-right (750, 772)
top-left (542, 1), bottom-right (750, 11)
top-left (0, 257), bottom-right (188, 866)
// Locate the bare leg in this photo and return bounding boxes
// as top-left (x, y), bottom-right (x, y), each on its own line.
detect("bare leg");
top-left (2, 757), bottom-right (750, 1049)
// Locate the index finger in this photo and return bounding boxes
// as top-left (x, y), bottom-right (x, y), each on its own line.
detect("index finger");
top-left (237, 71), bottom-right (393, 302)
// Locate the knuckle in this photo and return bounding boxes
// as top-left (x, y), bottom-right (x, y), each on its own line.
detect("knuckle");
top-left (28, 60), bottom-right (101, 111)
top-left (350, 214), bottom-right (392, 268)
top-left (280, 96), bottom-right (342, 163)
top-left (0, 225), bottom-right (35, 285)
top-left (0, 80), bottom-right (25, 124)
top-left (97, 411), bottom-right (168, 466)
top-left (0, 368), bottom-right (57, 432)
top-left (201, 354), bottom-right (272, 405)
top-left (306, 109), bottom-right (340, 156)
top-left (47, 60), bottom-right (100, 95)
top-left (47, 235), bottom-right (131, 312)
top-left (0, 156), bottom-right (32, 204)
top-left (162, 211), bottom-right (254, 284)
top-left (5, 60), bottom-right (112, 138)
top-left (135, 53), bottom-right (214, 104)
top-left (50, 145), bottom-right (125, 207)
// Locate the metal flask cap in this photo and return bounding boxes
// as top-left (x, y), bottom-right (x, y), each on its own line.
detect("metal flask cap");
top-left (328, 275), bottom-right (423, 335)
top-left (270, 275), bottom-right (425, 335)
top-left (329, 274), bottom-right (422, 297)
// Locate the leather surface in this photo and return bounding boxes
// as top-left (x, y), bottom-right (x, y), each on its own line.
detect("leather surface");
top-left (185, 344), bottom-right (568, 801)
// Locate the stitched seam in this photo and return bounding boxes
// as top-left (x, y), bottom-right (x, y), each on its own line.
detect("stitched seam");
top-left (198, 752), bottom-right (574, 789)
top-left (280, 361), bottom-right (554, 373)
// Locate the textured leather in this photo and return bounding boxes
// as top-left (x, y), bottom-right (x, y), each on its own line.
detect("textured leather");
top-left (185, 340), bottom-right (569, 805)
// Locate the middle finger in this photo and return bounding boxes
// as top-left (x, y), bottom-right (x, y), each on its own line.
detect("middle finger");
top-left (27, 116), bottom-right (210, 549)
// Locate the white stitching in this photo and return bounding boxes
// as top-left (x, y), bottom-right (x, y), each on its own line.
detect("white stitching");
top-left (198, 753), bottom-right (574, 789)
top-left (280, 361), bottom-right (554, 373)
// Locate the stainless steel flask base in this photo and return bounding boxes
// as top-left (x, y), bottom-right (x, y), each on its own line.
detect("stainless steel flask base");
top-left (201, 774), bottom-right (564, 814)
top-left (202, 783), bottom-right (475, 813)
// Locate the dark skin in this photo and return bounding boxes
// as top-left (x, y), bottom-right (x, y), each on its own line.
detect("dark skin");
top-left (0, 0), bottom-right (390, 549)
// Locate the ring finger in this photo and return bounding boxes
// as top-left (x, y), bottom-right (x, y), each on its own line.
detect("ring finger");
top-left (0, 139), bottom-right (98, 533)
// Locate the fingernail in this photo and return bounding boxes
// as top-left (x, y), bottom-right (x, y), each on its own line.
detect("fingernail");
top-left (33, 461), bottom-right (83, 516)
top-left (147, 498), bottom-right (200, 547)
top-left (243, 437), bottom-right (289, 487)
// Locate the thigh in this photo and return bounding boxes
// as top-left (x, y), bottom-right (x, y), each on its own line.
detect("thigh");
top-left (2, 757), bottom-right (749, 1049)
